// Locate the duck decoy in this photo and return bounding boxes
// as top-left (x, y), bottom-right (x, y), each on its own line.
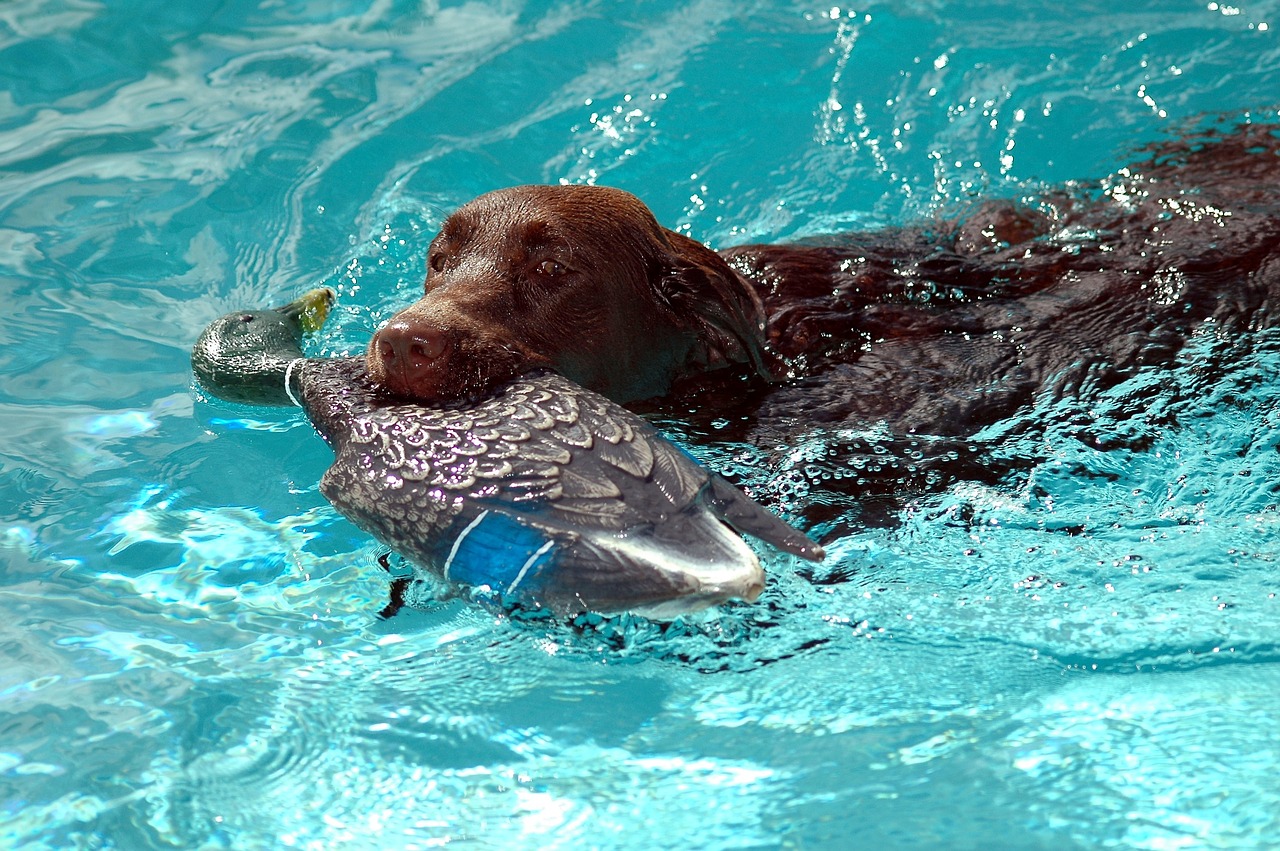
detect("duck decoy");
top-left (192, 288), bottom-right (823, 617)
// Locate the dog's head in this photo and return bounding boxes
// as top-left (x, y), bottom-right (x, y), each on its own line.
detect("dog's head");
top-left (366, 184), bottom-right (770, 403)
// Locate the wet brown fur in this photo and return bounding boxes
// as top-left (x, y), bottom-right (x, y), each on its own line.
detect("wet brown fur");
top-left (368, 124), bottom-right (1280, 458)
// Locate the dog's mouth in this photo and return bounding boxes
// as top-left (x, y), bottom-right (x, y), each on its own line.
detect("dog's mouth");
top-left (367, 326), bottom-right (545, 404)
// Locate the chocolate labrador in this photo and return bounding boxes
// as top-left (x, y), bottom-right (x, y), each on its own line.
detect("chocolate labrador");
top-left (368, 123), bottom-right (1280, 443)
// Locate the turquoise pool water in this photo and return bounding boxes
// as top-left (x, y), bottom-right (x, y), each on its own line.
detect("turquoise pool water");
top-left (3, 1), bottom-right (1280, 847)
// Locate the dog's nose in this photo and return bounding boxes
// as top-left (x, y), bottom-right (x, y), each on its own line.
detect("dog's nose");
top-left (371, 320), bottom-right (450, 380)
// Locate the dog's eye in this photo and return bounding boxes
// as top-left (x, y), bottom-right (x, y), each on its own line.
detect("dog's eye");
top-left (428, 251), bottom-right (447, 274)
top-left (535, 259), bottom-right (567, 278)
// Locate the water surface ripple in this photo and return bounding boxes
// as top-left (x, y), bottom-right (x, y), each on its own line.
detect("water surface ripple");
top-left (2, 1), bottom-right (1279, 848)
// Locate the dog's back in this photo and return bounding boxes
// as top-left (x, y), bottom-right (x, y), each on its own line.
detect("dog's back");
top-left (711, 123), bottom-right (1280, 437)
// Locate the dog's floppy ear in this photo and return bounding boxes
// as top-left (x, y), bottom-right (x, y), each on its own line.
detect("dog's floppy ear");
top-left (656, 230), bottom-right (780, 380)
